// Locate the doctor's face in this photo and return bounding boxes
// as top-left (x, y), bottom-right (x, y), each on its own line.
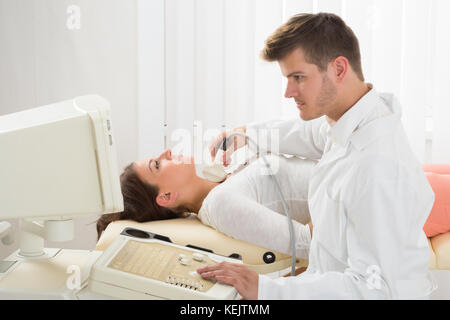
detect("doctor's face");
top-left (279, 47), bottom-right (337, 121)
top-left (134, 149), bottom-right (196, 193)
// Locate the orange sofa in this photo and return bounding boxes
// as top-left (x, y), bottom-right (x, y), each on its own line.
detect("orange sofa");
top-left (423, 164), bottom-right (450, 270)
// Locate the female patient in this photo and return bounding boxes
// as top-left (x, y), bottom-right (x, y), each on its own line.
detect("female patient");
top-left (97, 149), bottom-right (315, 259)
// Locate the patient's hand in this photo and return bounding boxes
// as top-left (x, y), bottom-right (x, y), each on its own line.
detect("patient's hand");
top-left (197, 261), bottom-right (258, 300)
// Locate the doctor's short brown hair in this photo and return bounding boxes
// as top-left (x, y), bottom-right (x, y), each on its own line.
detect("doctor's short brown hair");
top-left (261, 12), bottom-right (364, 81)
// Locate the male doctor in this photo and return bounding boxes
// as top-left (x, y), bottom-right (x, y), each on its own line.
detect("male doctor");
top-left (197, 12), bottom-right (436, 299)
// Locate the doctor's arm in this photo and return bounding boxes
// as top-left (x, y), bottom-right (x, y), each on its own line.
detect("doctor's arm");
top-left (245, 116), bottom-right (328, 159)
top-left (209, 117), bottom-right (328, 165)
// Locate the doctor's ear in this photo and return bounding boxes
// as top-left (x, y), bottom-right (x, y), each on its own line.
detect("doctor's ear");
top-left (330, 56), bottom-right (348, 82)
top-left (156, 191), bottom-right (178, 207)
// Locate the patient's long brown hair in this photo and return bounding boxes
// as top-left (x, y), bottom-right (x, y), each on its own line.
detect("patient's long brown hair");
top-left (96, 163), bottom-right (188, 239)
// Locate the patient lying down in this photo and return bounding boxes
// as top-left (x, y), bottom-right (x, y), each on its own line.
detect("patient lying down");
top-left (97, 149), bottom-right (315, 259)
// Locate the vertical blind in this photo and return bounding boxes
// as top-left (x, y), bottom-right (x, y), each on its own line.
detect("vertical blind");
top-left (139, 0), bottom-right (450, 164)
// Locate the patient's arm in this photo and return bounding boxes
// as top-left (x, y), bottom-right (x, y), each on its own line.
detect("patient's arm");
top-left (198, 190), bottom-right (312, 259)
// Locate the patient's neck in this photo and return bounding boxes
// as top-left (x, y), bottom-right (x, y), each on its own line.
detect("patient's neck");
top-left (184, 176), bottom-right (221, 213)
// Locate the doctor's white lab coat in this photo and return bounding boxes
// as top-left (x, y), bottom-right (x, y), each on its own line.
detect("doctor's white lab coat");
top-left (247, 85), bottom-right (436, 299)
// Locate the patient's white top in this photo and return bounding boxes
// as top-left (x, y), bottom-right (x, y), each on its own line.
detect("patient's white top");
top-left (198, 154), bottom-right (316, 259)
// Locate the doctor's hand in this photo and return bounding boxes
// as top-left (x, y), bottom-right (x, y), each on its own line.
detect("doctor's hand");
top-left (197, 261), bottom-right (258, 300)
top-left (208, 126), bottom-right (247, 166)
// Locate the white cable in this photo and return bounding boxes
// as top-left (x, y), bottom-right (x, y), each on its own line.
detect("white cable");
top-left (223, 133), bottom-right (297, 276)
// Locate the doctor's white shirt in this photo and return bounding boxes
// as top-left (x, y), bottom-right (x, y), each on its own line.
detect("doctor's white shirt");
top-left (247, 85), bottom-right (436, 299)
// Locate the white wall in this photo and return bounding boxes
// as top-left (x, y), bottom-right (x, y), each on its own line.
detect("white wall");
top-left (0, 0), bottom-right (137, 259)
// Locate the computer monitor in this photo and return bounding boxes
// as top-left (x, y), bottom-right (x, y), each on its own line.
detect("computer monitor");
top-left (0, 95), bottom-right (124, 256)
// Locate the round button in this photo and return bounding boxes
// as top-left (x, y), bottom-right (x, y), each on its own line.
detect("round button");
top-left (180, 258), bottom-right (189, 265)
top-left (263, 251), bottom-right (276, 264)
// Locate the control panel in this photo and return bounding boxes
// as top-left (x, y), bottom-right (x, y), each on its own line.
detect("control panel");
top-left (89, 228), bottom-right (241, 300)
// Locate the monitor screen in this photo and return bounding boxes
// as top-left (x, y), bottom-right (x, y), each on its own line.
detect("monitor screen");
top-left (0, 95), bottom-right (124, 220)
